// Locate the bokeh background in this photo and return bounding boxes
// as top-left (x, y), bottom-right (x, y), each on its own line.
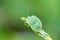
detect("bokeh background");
top-left (0, 0), bottom-right (60, 40)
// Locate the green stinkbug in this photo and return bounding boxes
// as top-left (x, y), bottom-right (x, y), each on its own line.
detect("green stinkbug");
top-left (21, 15), bottom-right (52, 40)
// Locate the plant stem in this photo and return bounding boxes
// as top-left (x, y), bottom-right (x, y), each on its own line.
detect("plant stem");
top-left (37, 29), bottom-right (52, 40)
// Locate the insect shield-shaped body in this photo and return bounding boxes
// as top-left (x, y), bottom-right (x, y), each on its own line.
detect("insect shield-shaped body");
top-left (21, 16), bottom-right (42, 32)
top-left (26, 16), bottom-right (42, 32)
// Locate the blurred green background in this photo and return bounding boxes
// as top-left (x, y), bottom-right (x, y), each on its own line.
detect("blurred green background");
top-left (0, 0), bottom-right (60, 40)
